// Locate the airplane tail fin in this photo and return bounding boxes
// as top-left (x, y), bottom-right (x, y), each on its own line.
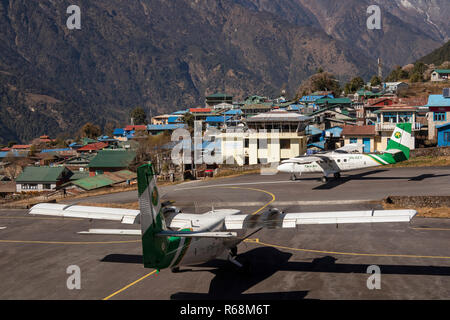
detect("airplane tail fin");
top-left (138, 163), bottom-right (191, 270)
top-left (384, 123), bottom-right (414, 162)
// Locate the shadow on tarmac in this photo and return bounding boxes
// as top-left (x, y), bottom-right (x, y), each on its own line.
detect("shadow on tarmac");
top-left (310, 169), bottom-right (450, 190)
top-left (101, 246), bottom-right (450, 300)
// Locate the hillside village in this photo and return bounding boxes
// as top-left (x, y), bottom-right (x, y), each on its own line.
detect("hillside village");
top-left (1, 66), bottom-right (449, 202)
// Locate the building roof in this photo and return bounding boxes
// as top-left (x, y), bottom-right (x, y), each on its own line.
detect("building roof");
top-left (426, 94), bottom-right (450, 107)
top-left (16, 166), bottom-right (70, 183)
top-left (189, 108), bottom-right (212, 113)
top-left (436, 123), bottom-right (450, 130)
top-left (77, 142), bottom-right (109, 152)
top-left (124, 125), bottom-right (147, 131)
top-left (11, 144), bottom-right (32, 149)
top-left (315, 98), bottom-right (352, 105)
top-left (147, 124), bottom-right (186, 131)
top-left (305, 125), bottom-right (323, 136)
top-left (433, 69), bottom-right (450, 74)
top-left (72, 170), bottom-right (136, 191)
top-left (373, 105), bottom-right (418, 113)
top-left (241, 104), bottom-right (273, 110)
top-left (206, 116), bottom-right (232, 123)
top-left (206, 93), bottom-right (232, 99)
top-left (224, 109), bottom-right (242, 115)
top-left (40, 148), bottom-right (71, 153)
top-left (246, 111), bottom-right (311, 122)
top-left (167, 116), bottom-right (182, 123)
top-left (325, 126), bottom-right (343, 138)
top-left (88, 150), bottom-right (136, 168)
top-left (342, 125), bottom-right (376, 136)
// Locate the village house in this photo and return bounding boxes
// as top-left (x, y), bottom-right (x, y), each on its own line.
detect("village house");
top-left (214, 110), bottom-right (310, 165)
top-left (383, 82), bottom-right (409, 95)
top-left (341, 125), bottom-right (378, 153)
top-left (15, 166), bottom-right (72, 192)
top-left (87, 149), bottom-right (136, 176)
top-left (374, 105), bottom-right (422, 150)
top-left (205, 93), bottom-right (233, 107)
top-left (430, 69), bottom-right (450, 82)
top-left (426, 90), bottom-right (450, 141)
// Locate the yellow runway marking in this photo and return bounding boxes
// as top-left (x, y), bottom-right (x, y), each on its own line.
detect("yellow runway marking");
top-left (103, 270), bottom-right (158, 300)
top-left (225, 187), bottom-right (276, 215)
top-left (412, 227), bottom-right (450, 231)
top-left (0, 240), bottom-right (140, 245)
top-left (244, 239), bottom-right (450, 260)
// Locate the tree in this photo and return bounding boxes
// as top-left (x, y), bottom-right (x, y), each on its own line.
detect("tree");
top-left (370, 75), bottom-right (382, 86)
top-left (385, 66), bottom-right (409, 82)
top-left (297, 72), bottom-right (341, 98)
top-left (80, 122), bottom-right (101, 139)
top-left (344, 77), bottom-right (365, 95)
top-left (182, 112), bottom-right (194, 129)
top-left (130, 107), bottom-right (147, 125)
top-left (410, 72), bottom-right (423, 83)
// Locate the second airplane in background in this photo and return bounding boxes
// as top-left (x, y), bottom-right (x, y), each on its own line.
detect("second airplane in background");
top-left (277, 123), bottom-right (414, 182)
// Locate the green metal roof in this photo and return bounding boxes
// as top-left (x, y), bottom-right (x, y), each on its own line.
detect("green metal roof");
top-left (69, 171), bottom-right (90, 181)
top-left (315, 98), bottom-right (352, 105)
top-left (88, 150), bottom-right (136, 168)
top-left (433, 69), bottom-right (450, 74)
top-left (72, 170), bottom-right (136, 190)
top-left (16, 166), bottom-right (69, 183)
top-left (206, 93), bottom-right (232, 98)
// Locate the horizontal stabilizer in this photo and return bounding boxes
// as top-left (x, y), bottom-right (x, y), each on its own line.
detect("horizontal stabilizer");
top-left (29, 203), bottom-right (140, 224)
top-left (156, 231), bottom-right (237, 238)
top-left (78, 229), bottom-right (141, 235)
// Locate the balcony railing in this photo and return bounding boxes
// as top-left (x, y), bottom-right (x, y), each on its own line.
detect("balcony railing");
top-left (375, 122), bottom-right (422, 131)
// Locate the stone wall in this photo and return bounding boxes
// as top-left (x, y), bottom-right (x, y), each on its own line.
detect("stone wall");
top-left (410, 147), bottom-right (450, 157)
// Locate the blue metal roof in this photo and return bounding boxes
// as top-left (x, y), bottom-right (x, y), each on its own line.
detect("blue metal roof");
top-left (426, 95), bottom-right (450, 107)
top-left (147, 124), bottom-right (186, 131)
top-left (168, 116), bottom-right (182, 123)
top-left (224, 109), bottom-right (242, 115)
top-left (324, 126), bottom-right (343, 138)
top-left (113, 128), bottom-right (125, 135)
top-left (206, 116), bottom-right (232, 123)
top-left (305, 125), bottom-right (323, 136)
top-left (41, 148), bottom-right (71, 153)
top-left (299, 94), bottom-right (334, 102)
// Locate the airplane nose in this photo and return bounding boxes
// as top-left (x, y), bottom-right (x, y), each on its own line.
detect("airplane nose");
top-left (277, 163), bottom-right (294, 172)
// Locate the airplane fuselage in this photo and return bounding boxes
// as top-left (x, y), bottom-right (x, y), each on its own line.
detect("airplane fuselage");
top-left (278, 153), bottom-right (387, 177)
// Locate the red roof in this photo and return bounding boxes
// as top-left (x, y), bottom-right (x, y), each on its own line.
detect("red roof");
top-left (341, 125), bottom-right (376, 136)
top-left (1, 147), bottom-right (11, 151)
top-left (77, 142), bottom-right (108, 151)
top-left (11, 144), bottom-right (32, 149)
top-left (124, 125), bottom-right (147, 131)
top-left (189, 108), bottom-right (211, 113)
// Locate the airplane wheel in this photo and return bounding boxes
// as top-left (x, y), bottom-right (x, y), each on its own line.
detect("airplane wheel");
top-left (230, 246), bottom-right (237, 257)
top-left (321, 176), bottom-right (328, 183)
top-left (290, 174), bottom-right (296, 181)
top-left (171, 267), bottom-right (180, 273)
top-left (334, 173), bottom-right (341, 179)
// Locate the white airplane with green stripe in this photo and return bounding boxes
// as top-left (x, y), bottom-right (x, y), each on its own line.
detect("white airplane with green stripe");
top-left (29, 161), bottom-right (416, 272)
top-left (278, 123), bottom-right (414, 182)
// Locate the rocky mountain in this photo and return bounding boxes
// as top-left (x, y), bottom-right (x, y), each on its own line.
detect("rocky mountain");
top-left (0, 0), bottom-right (448, 143)
top-left (417, 40), bottom-right (450, 66)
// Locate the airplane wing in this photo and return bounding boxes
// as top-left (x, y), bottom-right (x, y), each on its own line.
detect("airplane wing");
top-left (336, 143), bottom-right (364, 153)
top-left (29, 203), bottom-right (140, 224)
top-left (281, 156), bottom-right (322, 164)
top-left (225, 209), bottom-right (417, 230)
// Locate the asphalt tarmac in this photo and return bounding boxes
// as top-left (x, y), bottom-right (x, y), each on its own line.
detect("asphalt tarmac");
top-left (0, 166), bottom-right (449, 299)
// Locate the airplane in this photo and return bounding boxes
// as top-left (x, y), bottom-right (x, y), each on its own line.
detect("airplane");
top-left (29, 163), bottom-right (417, 273)
top-left (277, 123), bottom-right (414, 182)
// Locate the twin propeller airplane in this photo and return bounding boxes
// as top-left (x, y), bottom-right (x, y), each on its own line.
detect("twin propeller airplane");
top-left (278, 123), bottom-right (414, 182)
top-left (30, 139), bottom-right (417, 272)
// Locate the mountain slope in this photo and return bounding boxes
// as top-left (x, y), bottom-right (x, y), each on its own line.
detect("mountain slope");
top-left (0, 0), bottom-right (448, 144)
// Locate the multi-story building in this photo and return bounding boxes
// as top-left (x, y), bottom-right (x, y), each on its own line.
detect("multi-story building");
top-left (426, 91), bottom-right (450, 140)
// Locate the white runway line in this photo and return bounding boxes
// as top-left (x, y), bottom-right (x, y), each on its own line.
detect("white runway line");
top-left (175, 180), bottom-right (297, 190)
top-left (171, 199), bottom-right (374, 207)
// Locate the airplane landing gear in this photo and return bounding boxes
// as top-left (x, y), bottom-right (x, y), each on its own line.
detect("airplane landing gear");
top-left (171, 266), bottom-right (181, 273)
top-left (334, 172), bottom-right (341, 179)
top-left (228, 247), bottom-right (251, 273)
top-left (320, 176), bottom-right (328, 183)
top-left (290, 174), bottom-right (297, 181)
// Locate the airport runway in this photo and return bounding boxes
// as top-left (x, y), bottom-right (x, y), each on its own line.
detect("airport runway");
top-left (0, 166), bottom-right (449, 299)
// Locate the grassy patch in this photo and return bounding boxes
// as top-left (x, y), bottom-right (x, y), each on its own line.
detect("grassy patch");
top-left (386, 156), bottom-right (450, 168)
top-left (384, 203), bottom-right (450, 218)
